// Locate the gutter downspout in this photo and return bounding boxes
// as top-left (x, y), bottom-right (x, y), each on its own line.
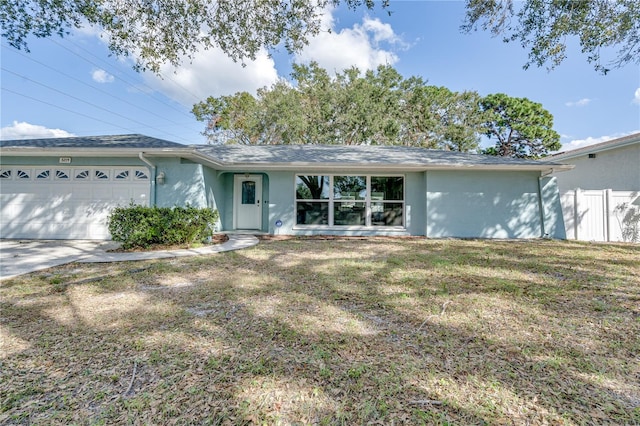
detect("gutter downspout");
top-left (537, 169), bottom-right (555, 238)
top-left (139, 152), bottom-right (157, 206)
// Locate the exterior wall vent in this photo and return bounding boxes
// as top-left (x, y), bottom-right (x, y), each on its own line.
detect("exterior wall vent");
top-left (588, 153), bottom-right (597, 159)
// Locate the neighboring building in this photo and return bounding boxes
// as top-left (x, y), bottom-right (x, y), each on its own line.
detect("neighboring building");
top-left (550, 132), bottom-right (640, 194)
top-left (0, 134), bottom-right (570, 240)
top-left (550, 133), bottom-right (640, 242)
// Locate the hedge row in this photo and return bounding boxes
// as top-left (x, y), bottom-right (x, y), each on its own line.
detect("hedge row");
top-left (108, 205), bottom-right (219, 249)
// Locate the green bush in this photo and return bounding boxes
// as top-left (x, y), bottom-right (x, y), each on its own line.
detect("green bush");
top-left (108, 204), bottom-right (219, 249)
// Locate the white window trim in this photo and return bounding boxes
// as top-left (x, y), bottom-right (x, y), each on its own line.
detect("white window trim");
top-left (294, 174), bottom-right (406, 229)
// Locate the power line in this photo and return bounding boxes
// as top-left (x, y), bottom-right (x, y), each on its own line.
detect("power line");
top-left (2, 67), bottom-right (193, 143)
top-left (2, 87), bottom-right (142, 133)
top-left (50, 37), bottom-right (196, 119)
top-left (2, 45), bottom-right (195, 128)
top-left (155, 70), bottom-right (204, 105)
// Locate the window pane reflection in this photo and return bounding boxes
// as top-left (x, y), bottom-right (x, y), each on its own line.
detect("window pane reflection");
top-left (371, 203), bottom-right (403, 226)
top-left (371, 176), bottom-right (403, 200)
top-left (296, 202), bottom-right (329, 224)
top-left (334, 176), bottom-right (366, 200)
top-left (296, 176), bottom-right (329, 200)
top-left (333, 202), bottom-right (366, 225)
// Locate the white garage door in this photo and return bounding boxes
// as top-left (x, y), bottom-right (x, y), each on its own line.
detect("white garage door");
top-left (0, 166), bottom-right (150, 240)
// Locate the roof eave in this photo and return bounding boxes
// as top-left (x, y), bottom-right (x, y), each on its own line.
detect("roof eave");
top-left (551, 134), bottom-right (640, 160)
top-left (0, 147), bottom-right (573, 173)
top-left (0, 147), bottom-right (195, 157)
top-left (185, 161), bottom-right (573, 173)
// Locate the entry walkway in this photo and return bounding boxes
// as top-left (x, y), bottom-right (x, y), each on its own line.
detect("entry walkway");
top-left (0, 235), bottom-right (259, 280)
top-left (78, 234), bottom-right (259, 263)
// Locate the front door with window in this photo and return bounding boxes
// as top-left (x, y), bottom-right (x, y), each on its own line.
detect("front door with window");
top-left (234, 175), bottom-right (262, 230)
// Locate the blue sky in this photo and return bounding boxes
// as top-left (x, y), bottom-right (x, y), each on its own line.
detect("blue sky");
top-left (1, 1), bottom-right (639, 151)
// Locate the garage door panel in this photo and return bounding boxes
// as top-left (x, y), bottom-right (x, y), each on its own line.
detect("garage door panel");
top-left (0, 167), bottom-right (150, 239)
top-left (112, 187), bottom-right (131, 198)
top-left (92, 186), bottom-right (115, 199)
top-left (73, 187), bottom-right (93, 200)
top-left (88, 224), bottom-right (111, 239)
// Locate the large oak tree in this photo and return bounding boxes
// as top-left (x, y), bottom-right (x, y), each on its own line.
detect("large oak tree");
top-left (463, 0), bottom-right (640, 73)
top-left (193, 64), bottom-right (560, 158)
top-left (2, 0), bottom-right (637, 73)
top-left (1, 0), bottom-right (385, 73)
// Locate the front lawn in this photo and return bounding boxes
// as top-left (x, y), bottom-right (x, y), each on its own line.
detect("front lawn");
top-left (1, 238), bottom-right (638, 425)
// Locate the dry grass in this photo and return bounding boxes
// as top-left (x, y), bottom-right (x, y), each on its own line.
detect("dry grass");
top-left (1, 238), bottom-right (639, 425)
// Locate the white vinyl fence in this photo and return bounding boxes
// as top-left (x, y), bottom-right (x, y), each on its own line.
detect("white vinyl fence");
top-left (560, 189), bottom-right (640, 243)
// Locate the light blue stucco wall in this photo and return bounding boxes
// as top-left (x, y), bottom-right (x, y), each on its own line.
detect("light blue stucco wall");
top-left (218, 173), bottom-right (235, 231)
top-left (538, 176), bottom-right (566, 239)
top-left (201, 167), bottom-right (225, 231)
top-left (265, 171), bottom-right (296, 234)
top-left (154, 158), bottom-right (207, 207)
top-left (425, 170), bottom-right (545, 238)
top-left (405, 172), bottom-right (426, 236)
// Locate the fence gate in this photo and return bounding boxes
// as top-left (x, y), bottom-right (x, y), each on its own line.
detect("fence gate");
top-left (560, 189), bottom-right (639, 243)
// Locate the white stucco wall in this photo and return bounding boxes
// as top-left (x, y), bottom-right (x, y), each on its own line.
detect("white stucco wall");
top-left (554, 143), bottom-right (640, 193)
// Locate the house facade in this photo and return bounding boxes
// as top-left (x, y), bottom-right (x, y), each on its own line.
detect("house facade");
top-left (0, 134), bottom-right (570, 240)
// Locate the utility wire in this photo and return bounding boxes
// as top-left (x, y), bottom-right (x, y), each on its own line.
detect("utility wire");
top-left (2, 87), bottom-right (142, 133)
top-left (2, 67), bottom-right (193, 143)
top-left (63, 36), bottom-right (205, 111)
top-left (49, 38), bottom-right (196, 118)
top-left (2, 45), bottom-right (194, 128)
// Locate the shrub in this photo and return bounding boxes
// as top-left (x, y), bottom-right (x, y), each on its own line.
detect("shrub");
top-left (108, 204), bottom-right (219, 249)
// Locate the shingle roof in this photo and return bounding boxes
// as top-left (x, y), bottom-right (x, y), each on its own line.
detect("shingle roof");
top-left (0, 134), bottom-right (570, 170)
top-left (0, 134), bottom-right (185, 149)
top-left (194, 144), bottom-right (566, 168)
top-left (550, 132), bottom-right (640, 160)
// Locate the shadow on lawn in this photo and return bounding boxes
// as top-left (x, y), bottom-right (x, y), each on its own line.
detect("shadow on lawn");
top-left (1, 238), bottom-right (638, 424)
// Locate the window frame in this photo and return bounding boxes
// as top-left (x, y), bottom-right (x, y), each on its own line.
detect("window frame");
top-left (294, 174), bottom-right (405, 229)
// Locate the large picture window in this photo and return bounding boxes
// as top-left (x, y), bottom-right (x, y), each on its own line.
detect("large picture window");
top-left (296, 175), bottom-right (330, 225)
top-left (295, 175), bottom-right (404, 227)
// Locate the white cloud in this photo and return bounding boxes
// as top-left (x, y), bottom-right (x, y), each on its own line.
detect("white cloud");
top-left (633, 88), bottom-right (640, 105)
top-left (560, 130), bottom-right (640, 151)
top-left (362, 17), bottom-right (405, 46)
top-left (142, 49), bottom-right (279, 106)
top-left (295, 10), bottom-right (404, 74)
top-left (141, 7), bottom-right (406, 106)
top-left (0, 121), bottom-right (75, 140)
top-left (73, 7), bottom-right (404, 106)
top-left (91, 68), bottom-right (115, 83)
top-left (565, 98), bottom-right (591, 107)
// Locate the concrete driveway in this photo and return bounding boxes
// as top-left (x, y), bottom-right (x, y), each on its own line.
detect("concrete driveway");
top-left (0, 239), bottom-right (118, 281)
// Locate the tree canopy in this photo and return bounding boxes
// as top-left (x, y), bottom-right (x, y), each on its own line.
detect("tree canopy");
top-left (480, 93), bottom-right (561, 158)
top-left (192, 62), bottom-right (486, 151)
top-left (0, 0), bottom-right (385, 73)
top-left (2, 0), bottom-right (637, 73)
top-left (192, 62), bottom-right (560, 158)
top-left (463, 0), bottom-right (640, 73)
